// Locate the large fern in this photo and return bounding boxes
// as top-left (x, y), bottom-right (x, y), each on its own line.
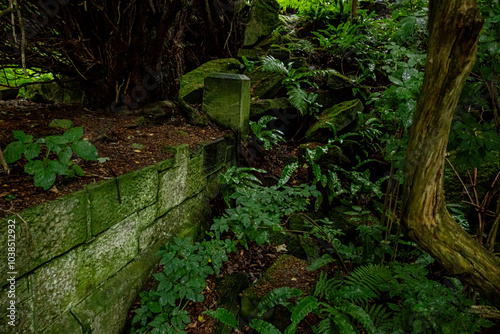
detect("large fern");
top-left (261, 55), bottom-right (289, 76)
top-left (287, 85), bottom-right (309, 114)
top-left (257, 287), bottom-right (303, 316)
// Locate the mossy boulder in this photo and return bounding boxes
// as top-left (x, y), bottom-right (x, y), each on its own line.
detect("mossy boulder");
top-left (214, 273), bottom-right (250, 334)
top-left (240, 0), bottom-right (280, 47)
top-left (250, 97), bottom-right (290, 117)
top-left (267, 45), bottom-right (292, 60)
top-left (305, 99), bottom-right (363, 142)
top-left (240, 255), bottom-right (320, 328)
top-left (179, 58), bottom-right (241, 104)
top-left (298, 142), bottom-right (348, 167)
top-left (245, 67), bottom-right (284, 100)
top-left (327, 71), bottom-right (354, 90)
top-left (23, 83), bottom-right (83, 103)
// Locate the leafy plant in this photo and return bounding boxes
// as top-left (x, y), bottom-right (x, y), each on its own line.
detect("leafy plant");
top-left (132, 236), bottom-right (237, 333)
top-left (240, 56), bottom-right (255, 72)
top-left (261, 55), bottom-right (326, 115)
top-left (213, 167), bottom-right (319, 247)
top-left (250, 116), bottom-right (285, 150)
top-left (3, 127), bottom-right (98, 190)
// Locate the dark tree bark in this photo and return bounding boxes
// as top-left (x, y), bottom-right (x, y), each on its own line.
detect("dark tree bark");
top-left (0, 0), bottom-right (241, 110)
top-left (351, 0), bottom-right (358, 24)
top-left (402, 0), bottom-right (500, 306)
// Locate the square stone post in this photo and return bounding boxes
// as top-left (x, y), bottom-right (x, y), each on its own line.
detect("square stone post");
top-left (203, 73), bottom-right (251, 138)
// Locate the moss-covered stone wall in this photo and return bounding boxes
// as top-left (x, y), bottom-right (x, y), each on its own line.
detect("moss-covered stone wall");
top-left (0, 137), bottom-right (234, 334)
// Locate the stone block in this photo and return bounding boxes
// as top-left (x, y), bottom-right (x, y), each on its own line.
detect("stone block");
top-left (203, 73), bottom-right (251, 137)
top-left (157, 165), bottom-right (188, 218)
top-left (186, 153), bottom-right (207, 197)
top-left (0, 276), bottom-right (34, 333)
top-left (140, 195), bottom-right (212, 252)
top-left (88, 165), bottom-right (158, 235)
top-left (71, 248), bottom-right (159, 334)
top-left (33, 217), bottom-right (138, 331)
top-left (202, 138), bottom-right (230, 175)
top-left (137, 203), bottom-right (158, 231)
top-left (40, 312), bottom-right (83, 334)
top-left (0, 190), bottom-right (88, 285)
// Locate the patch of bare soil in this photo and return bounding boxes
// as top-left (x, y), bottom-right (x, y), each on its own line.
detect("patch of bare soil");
top-left (0, 100), bottom-right (230, 218)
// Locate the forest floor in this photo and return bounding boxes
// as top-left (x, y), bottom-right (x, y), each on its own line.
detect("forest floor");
top-left (0, 100), bottom-right (230, 217)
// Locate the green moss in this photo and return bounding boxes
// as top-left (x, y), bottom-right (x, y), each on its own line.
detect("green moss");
top-left (305, 99), bottom-right (363, 142)
top-left (88, 165), bottom-right (158, 235)
top-left (0, 190), bottom-right (88, 284)
top-left (179, 59), bottom-right (242, 103)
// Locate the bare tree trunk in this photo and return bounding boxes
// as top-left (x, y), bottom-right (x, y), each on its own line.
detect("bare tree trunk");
top-left (351, 0), bottom-right (358, 24)
top-left (402, 0), bottom-right (500, 306)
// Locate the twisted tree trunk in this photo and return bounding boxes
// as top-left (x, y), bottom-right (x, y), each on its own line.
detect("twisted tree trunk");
top-left (402, 0), bottom-right (500, 306)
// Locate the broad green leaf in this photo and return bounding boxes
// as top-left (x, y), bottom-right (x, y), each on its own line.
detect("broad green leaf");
top-left (24, 160), bottom-right (43, 175)
top-left (45, 136), bottom-right (66, 153)
top-left (258, 287), bottom-right (303, 316)
top-left (205, 308), bottom-right (238, 329)
top-left (308, 254), bottom-right (334, 271)
top-left (58, 146), bottom-right (73, 165)
top-left (146, 301), bottom-right (162, 314)
top-left (63, 126), bottom-right (83, 142)
top-left (13, 130), bottom-right (33, 144)
top-left (24, 143), bottom-right (41, 160)
top-left (278, 162), bottom-right (299, 187)
top-left (72, 140), bottom-right (98, 160)
top-left (249, 319), bottom-right (281, 334)
top-left (34, 166), bottom-right (57, 190)
top-left (72, 164), bottom-right (85, 176)
top-left (49, 160), bottom-right (68, 175)
top-left (3, 141), bottom-right (26, 164)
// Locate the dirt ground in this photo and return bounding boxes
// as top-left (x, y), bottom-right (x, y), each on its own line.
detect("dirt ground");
top-left (0, 100), bottom-right (230, 217)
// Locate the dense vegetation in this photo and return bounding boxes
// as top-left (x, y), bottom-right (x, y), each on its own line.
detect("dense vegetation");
top-left (1, 0), bottom-right (499, 333)
top-left (128, 0), bottom-right (500, 333)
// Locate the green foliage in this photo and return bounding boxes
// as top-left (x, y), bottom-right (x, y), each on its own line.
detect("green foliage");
top-left (3, 127), bottom-right (98, 190)
top-left (219, 166), bottom-right (266, 206)
top-left (261, 56), bottom-right (324, 115)
top-left (240, 56), bottom-right (255, 72)
top-left (204, 308), bottom-right (238, 329)
top-left (132, 237), bottom-right (236, 333)
top-left (212, 178), bottom-right (319, 247)
top-left (0, 67), bottom-right (54, 88)
top-left (250, 116), bottom-right (285, 150)
top-left (256, 287), bottom-right (303, 316)
top-left (448, 112), bottom-right (499, 171)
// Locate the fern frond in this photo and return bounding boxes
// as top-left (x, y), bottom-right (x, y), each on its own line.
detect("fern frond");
top-left (204, 308), bottom-right (238, 329)
top-left (249, 319), bottom-right (282, 334)
top-left (285, 296), bottom-right (320, 334)
top-left (288, 86), bottom-right (309, 114)
top-left (314, 271), bottom-right (342, 299)
top-left (339, 303), bottom-right (377, 334)
top-left (316, 318), bottom-right (340, 334)
top-left (308, 254), bottom-right (335, 271)
top-left (344, 264), bottom-right (392, 298)
top-left (331, 313), bottom-right (356, 334)
top-left (335, 285), bottom-right (378, 306)
top-left (366, 304), bottom-right (392, 329)
top-left (257, 287), bottom-right (303, 316)
top-left (261, 55), bottom-right (289, 76)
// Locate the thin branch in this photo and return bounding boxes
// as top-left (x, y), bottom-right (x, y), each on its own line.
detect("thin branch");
top-left (0, 144), bottom-right (10, 175)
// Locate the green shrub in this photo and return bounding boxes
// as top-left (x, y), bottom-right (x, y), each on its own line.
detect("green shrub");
top-left (3, 127), bottom-right (98, 190)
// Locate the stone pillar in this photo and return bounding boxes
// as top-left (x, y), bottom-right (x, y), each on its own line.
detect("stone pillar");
top-left (203, 73), bottom-right (251, 138)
